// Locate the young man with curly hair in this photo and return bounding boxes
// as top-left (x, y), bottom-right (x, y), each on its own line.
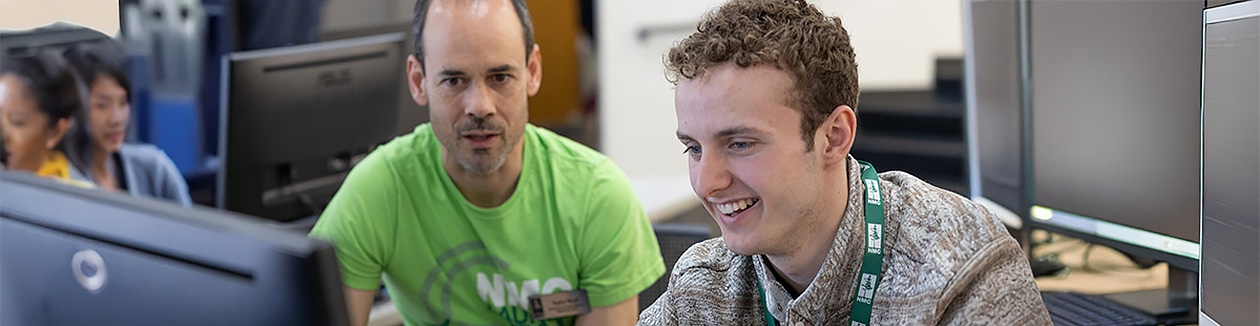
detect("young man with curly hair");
top-left (637, 0), bottom-right (1052, 325)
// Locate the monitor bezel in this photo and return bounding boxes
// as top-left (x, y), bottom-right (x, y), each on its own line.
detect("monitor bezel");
top-left (1198, 1), bottom-right (1259, 324)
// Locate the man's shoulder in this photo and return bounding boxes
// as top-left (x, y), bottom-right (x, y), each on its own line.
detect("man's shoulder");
top-left (352, 124), bottom-right (439, 176)
top-left (879, 171), bottom-right (1005, 237)
top-left (525, 125), bottom-right (612, 173)
top-left (675, 238), bottom-right (737, 266)
top-left (330, 126), bottom-right (441, 205)
top-left (372, 124), bottom-right (437, 163)
top-left (669, 238), bottom-right (754, 286)
top-left (877, 170), bottom-right (1014, 269)
top-left (645, 237), bottom-right (763, 323)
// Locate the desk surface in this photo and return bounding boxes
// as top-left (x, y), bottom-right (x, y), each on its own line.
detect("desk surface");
top-left (1032, 234), bottom-right (1168, 294)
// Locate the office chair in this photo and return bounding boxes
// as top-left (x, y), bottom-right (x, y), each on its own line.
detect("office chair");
top-left (639, 223), bottom-right (713, 312)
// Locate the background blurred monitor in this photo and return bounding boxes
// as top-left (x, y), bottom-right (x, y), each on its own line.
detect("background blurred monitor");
top-left (320, 22), bottom-right (430, 136)
top-left (1025, 0), bottom-right (1202, 319)
top-left (1199, 2), bottom-right (1260, 325)
top-left (1027, 0), bottom-right (1201, 272)
top-left (0, 172), bottom-right (348, 325)
top-left (217, 33), bottom-right (404, 223)
top-left (964, 0), bottom-right (1027, 227)
top-left (0, 23), bottom-right (111, 57)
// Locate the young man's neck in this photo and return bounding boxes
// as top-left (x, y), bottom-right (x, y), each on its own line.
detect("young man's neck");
top-left (764, 160), bottom-right (852, 296)
top-left (443, 142), bottom-right (526, 208)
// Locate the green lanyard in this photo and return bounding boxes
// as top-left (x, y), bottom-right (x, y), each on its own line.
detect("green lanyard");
top-left (756, 160), bottom-right (885, 326)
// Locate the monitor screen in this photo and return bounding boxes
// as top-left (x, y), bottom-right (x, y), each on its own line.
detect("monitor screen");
top-left (1199, 2), bottom-right (1260, 325)
top-left (965, 0), bottom-right (1026, 221)
top-left (0, 172), bottom-right (348, 325)
top-left (217, 33), bottom-right (404, 222)
top-left (1027, 0), bottom-right (1202, 270)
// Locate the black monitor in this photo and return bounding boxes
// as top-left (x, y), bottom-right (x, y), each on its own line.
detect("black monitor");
top-left (320, 22), bottom-right (431, 136)
top-left (1026, 0), bottom-right (1202, 319)
top-left (964, 0), bottom-right (1027, 227)
top-left (217, 33), bottom-right (404, 222)
top-left (0, 23), bottom-right (112, 57)
top-left (0, 172), bottom-right (348, 325)
top-left (1199, 2), bottom-right (1259, 325)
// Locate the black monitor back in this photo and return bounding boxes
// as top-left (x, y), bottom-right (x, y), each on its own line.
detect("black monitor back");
top-left (320, 22), bottom-right (430, 136)
top-left (217, 33), bottom-right (404, 222)
top-left (0, 172), bottom-right (348, 326)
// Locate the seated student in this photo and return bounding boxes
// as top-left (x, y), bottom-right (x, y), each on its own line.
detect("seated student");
top-left (63, 42), bottom-right (191, 205)
top-left (638, 0), bottom-right (1052, 325)
top-left (0, 51), bottom-right (92, 187)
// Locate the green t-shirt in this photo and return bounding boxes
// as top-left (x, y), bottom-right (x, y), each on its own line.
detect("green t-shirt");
top-left (310, 124), bottom-right (664, 326)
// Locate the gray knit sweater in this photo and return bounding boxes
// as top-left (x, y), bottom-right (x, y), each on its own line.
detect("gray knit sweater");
top-left (638, 156), bottom-right (1052, 325)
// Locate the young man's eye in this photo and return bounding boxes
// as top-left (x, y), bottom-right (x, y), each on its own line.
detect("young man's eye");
top-left (683, 145), bottom-right (701, 157)
top-left (729, 141), bottom-right (754, 151)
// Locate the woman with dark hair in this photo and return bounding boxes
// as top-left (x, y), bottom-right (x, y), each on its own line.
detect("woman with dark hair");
top-left (63, 41), bottom-right (190, 205)
top-left (0, 50), bottom-right (92, 186)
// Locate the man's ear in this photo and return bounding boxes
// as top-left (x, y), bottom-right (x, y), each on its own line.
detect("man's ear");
top-left (46, 118), bottom-right (71, 150)
top-left (818, 105), bottom-right (857, 166)
top-left (526, 44), bottom-right (542, 97)
top-left (406, 55), bottom-right (429, 106)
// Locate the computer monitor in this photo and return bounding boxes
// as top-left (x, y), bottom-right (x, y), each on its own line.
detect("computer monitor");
top-left (0, 23), bottom-right (112, 57)
top-left (217, 33), bottom-right (404, 223)
top-left (1025, 0), bottom-right (1202, 319)
top-left (320, 22), bottom-right (431, 137)
top-left (1199, 2), bottom-right (1259, 325)
top-left (964, 0), bottom-right (1027, 228)
top-left (0, 172), bottom-right (349, 325)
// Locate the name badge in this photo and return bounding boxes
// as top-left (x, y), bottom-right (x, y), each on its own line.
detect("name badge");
top-left (528, 289), bottom-right (592, 320)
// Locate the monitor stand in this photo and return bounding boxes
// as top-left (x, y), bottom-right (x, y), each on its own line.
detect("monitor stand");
top-left (1101, 267), bottom-right (1198, 325)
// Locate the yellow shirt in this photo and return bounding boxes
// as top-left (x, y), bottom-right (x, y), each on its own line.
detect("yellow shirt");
top-left (35, 151), bottom-right (73, 179)
top-left (35, 151), bottom-right (94, 188)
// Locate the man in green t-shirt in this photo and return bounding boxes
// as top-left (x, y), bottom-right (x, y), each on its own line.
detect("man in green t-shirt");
top-left (309, 1), bottom-right (665, 325)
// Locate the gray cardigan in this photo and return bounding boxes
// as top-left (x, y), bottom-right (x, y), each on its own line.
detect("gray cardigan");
top-left (82, 143), bottom-right (191, 206)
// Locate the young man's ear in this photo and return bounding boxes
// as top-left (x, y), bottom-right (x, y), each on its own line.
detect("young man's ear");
top-left (406, 55), bottom-right (429, 106)
top-left (46, 118), bottom-right (71, 150)
top-left (526, 44), bottom-right (542, 97)
top-left (818, 105), bottom-right (857, 166)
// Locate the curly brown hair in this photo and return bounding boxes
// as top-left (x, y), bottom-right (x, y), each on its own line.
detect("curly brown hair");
top-left (666, 0), bottom-right (859, 148)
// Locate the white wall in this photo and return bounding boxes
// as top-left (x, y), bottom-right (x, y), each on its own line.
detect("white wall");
top-left (598, 0), bottom-right (965, 179)
top-left (824, 0), bottom-right (965, 90)
top-left (0, 0), bottom-right (120, 36)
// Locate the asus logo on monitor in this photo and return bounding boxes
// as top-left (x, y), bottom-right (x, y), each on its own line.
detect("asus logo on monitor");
top-left (317, 69), bottom-right (352, 87)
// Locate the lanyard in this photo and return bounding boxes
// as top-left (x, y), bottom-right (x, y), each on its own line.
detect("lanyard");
top-left (757, 160), bottom-right (885, 326)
